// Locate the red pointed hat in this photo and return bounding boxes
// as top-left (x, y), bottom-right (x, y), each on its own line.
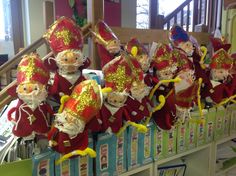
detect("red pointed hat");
top-left (64, 80), bottom-right (102, 123)
top-left (103, 54), bottom-right (133, 93)
top-left (126, 38), bottom-right (148, 56)
top-left (93, 20), bottom-right (119, 46)
top-left (169, 24), bottom-right (190, 47)
top-left (172, 49), bottom-right (193, 72)
top-left (151, 43), bottom-right (176, 71)
top-left (210, 49), bottom-right (233, 70)
top-left (17, 53), bottom-right (50, 85)
top-left (210, 36), bottom-right (231, 53)
top-left (44, 16), bottom-right (83, 55)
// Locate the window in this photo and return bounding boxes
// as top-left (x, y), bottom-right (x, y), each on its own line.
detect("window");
top-left (136, 0), bottom-right (149, 29)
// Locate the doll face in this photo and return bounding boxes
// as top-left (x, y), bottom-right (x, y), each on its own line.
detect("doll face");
top-left (55, 111), bottom-right (85, 137)
top-left (106, 92), bottom-right (127, 107)
top-left (106, 39), bottom-right (120, 54)
top-left (175, 69), bottom-right (195, 92)
top-left (178, 41), bottom-right (194, 56)
top-left (137, 54), bottom-right (150, 72)
top-left (131, 82), bottom-right (150, 100)
top-left (17, 83), bottom-right (47, 109)
top-left (211, 69), bottom-right (229, 81)
top-left (158, 68), bottom-right (174, 80)
top-left (57, 50), bottom-right (84, 73)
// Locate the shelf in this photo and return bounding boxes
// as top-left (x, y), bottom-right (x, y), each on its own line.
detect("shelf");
top-left (157, 144), bottom-right (211, 165)
top-left (216, 163), bottom-right (236, 176)
top-left (216, 135), bottom-right (236, 145)
top-left (120, 163), bottom-right (153, 176)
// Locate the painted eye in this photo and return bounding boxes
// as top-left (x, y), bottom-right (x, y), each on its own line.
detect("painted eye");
top-left (114, 100), bottom-right (117, 103)
top-left (23, 87), bottom-right (27, 91)
top-left (64, 58), bottom-right (68, 62)
top-left (34, 86), bottom-right (38, 90)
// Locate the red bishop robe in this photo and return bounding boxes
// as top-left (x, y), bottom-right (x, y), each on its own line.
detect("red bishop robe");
top-left (47, 127), bottom-right (88, 154)
top-left (125, 96), bottom-right (153, 123)
top-left (8, 99), bottom-right (53, 137)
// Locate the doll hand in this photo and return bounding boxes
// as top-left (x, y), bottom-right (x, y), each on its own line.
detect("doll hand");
top-left (49, 140), bottom-right (58, 147)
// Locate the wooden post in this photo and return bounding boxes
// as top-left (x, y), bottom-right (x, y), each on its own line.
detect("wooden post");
top-left (87, 0), bottom-right (104, 70)
top-left (149, 0), bottom-right (158, 28)
top-left (192, 0), bottom-right (199, 31)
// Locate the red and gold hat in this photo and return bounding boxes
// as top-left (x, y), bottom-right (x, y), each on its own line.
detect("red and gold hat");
top-left (210, 36), bottom-right (231, 53)
top-left (126, 38), bottom-right (148, 56)
top-left (93, 20), bottom-right (119, 47)
top-left (103, 55), bottom-right (133, 93)
top-left (64, 80), bottom-right (102, 123)
top-left (44, 16), bottom-right (83, 55)
top-left (169, 24), bottom-right (190, 47)
top-left (17, 53), bottom-right (50, 85)
top-left (151, 43), bottom-right (175, 70)
top-left (172, 49), bottom-right (193, 72)
top-left (210, 49), bottom-right (233, 70)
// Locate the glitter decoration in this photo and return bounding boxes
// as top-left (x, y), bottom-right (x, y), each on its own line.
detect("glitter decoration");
top-left (17, 54), bottom-right (49, 84)
top-left (55, 29), bottom-right (73, 46)
top-left (210, 49), bottom-right (233, 69)
top-left (64, 80), bottom-right (102, 122)
top-left (105, 65), bottom-right (132, 92)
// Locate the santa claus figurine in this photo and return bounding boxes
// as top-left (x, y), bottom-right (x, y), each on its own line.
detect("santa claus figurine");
top-left (150, 43), bottom-right (178, 96)
top-left (125, 38), bottom-right (157, 87)
top-left (44, 16), bottom-right (90, 102)
top-left (123, 52), bottom-right (153, 124)
top-left (97, 54), bottom-right (133, 134)
top-left (169, 24), bottom-right (213, 101)
top-left (174, 55), bottom-right (200, 122)
top-left (48, 80), bottom-right (102, 160)
top-left (7, 53), bottom-right (53, 138)
top-left (91, 20), bottom-right (121, 68)
top-left (206, 49), bottom-right (236, 105)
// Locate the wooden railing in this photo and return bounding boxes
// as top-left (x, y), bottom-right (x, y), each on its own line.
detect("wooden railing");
top-left (162, 0), bottom-right (208, 32)
top-left (0, 23), bottom-right (92, 110)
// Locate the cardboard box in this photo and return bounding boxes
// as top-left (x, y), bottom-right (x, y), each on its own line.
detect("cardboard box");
top-left (55, 153), bottom-right (75, 176)
top-left (74, 138), bottom-right (94, 176)
top-left (32, 150), bottom-right (55, 176)
top-left (113, 130), bottom-right (127, 175)
top-left (95, 131), bottom-right (127, 176)
top-left (214, 106), bottom-right (226, 140)
top-left (191, 110), bottom-right (207, 147)
top-left (95, 133), bottom-right (116, 176)
top-left (205, 108), bottom-right (216, 143)
top-left (185, 119), bottom-right (197, 150)
top-left (162, 127), bottom-right (177, 157)
top-left (224, 106), bottom-right (231, 137)
top-left (127, 126), bottom-right (142, 170)
top-left (176, 122), bottom-right (187, 153)
top-left (139, 122), bottom-right (155, 164)
top-left (154, 126), bottom-right (165, 160)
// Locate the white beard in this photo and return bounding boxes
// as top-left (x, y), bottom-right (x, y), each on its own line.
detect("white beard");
top-left (54, 111), bottom-right (85, 139)
top-left (131, 87), bottom-right (150, 102)
top-left (58, 70), bottom-right (81, 84)
top-left (18, 89), bottom-right (47, 111)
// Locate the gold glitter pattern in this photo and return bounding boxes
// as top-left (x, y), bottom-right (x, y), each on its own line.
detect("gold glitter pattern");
top-left (18, 55), bottom-right (48, 82)
top-left (55, 28), bottom-right (73, 46)
top-left (67, 81), bottom-right (101, 117)
top-left (214, 49), bottom-right (233, 69)
top-left (105, 65), bottom-right (132, 92)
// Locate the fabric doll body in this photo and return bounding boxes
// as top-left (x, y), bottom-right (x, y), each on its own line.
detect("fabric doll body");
top-left (9, 99), bottom-right (53, 137)
top-left (44, 17), bottom-right (88, 102)
top-left (205, 49), bottom-right (234, 104)
top-left (7, 53), bottom-right (52, 138)
top-left (48, 80), bottom-right (102, 155)
top-left (153, 90), bottom-right (176, 130)
top-left (48, 127), bottom-right (88, 154)
top-left (98, 103), bottom-right (126, 133)
top-left (125, 96), bottom-right (153, 123)
top-left (49, 71), bottom-right (86, 101)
